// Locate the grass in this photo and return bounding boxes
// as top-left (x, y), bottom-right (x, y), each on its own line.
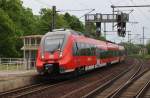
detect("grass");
top-left (0, 64), bottom-right (25, 71)
top-left (129, 54), bottom-right (150, 60)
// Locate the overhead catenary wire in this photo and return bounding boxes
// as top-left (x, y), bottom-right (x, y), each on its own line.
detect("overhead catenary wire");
top-left (34, 0), bottom-right (53, 8)
top-left (129, 0), bottom-right (150, 21)
top-left (128, 0), bottom-right (150, 44)
top-left (57, 8), bottom-right (95, 12)
top-left (34, 0), bottom-right (94, 13)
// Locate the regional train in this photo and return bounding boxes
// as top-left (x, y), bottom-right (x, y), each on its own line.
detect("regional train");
top-left (36, 29), bottom-right (125, 75)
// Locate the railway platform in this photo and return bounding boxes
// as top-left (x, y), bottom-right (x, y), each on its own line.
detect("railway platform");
top-left (0, 70), bottom-right (38, 93)
top-left (0, 70), bottom-right (36, 78)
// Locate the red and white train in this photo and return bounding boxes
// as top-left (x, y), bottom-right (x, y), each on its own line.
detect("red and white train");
top-left (36, 29), bottom-right (125, 75)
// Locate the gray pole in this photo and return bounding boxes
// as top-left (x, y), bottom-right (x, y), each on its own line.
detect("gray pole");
top-left (112, 7), bottom-right (114, 31)
top-left (111, 5), bottom-right (150, 8)
top-left (128, 32), bottom-right (129, 43)
top-left (104, 22), bottom-right (106, 39)
top-left (143, 26), bottom-right (145, 45)
top-left (52, 6), bottom-right (56, 31)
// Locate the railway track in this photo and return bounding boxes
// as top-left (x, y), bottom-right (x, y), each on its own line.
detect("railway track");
top-left (0, 81), bottom-right (57, 98)
top-left (142, 81), bottom-right (150, 98)
top-left (59, 59), bottom-right (139, 98)
top-left (82, 59), bottom-right (150, 98)
top-left (133, 76), bottom-right (150, 98)
top-left (0, 78), bottom-right (81, 98)
top-left (0, 58), bottom-right (135, 98)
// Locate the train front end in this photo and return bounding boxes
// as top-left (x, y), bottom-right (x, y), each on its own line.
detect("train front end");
top-left (36, 31), bottom-right (69, 75)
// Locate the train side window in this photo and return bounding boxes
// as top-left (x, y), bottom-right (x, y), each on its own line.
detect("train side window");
top-left (99, 49), bottom-right (102, 58)
top-left (78, 42), bottom-right (85, 56)
top-left (85, 44), bottom-right (88, 56)
top-left (72, 42), bottom-right (78, 56)
top-left (116, 51), bottom-right (119, 56)
top-left (108, 50), bottom-right (111, 57)
top-left (87, 44), bottom-right (91, 56)
top-left (76, 42), bottom-right (81, 56)
top-left (91, 45), bottom-right (93, 56)
top-left (90, 44), bottom-right (94, 56)
top-left (112, 51), bottom-right (114, 57)
top-left (96, 47), bottom-right (99, 57)
top-left (115, 51), bottom-right (117, 56)
top-left (91, 45), bottom-right (95, 56)
top-left (83, 43), bottom-right (86, 55)
top-left (100, 49), bottom-right (105, 59)
top-left (82, 43), bottom-right (85, 55)
top-left (79, 43), bottom-right (83, 56)
top-left (119, 51), bottom-right (121, 56)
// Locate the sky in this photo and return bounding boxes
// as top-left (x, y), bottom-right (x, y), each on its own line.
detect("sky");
top-left (22, 0), bottom-right (150, 44)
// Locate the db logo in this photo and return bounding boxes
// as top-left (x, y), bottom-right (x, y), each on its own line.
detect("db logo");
top-left (50, 55), bottom-right (54, 59)
top-left (88, 58), bottom-right (92, 61)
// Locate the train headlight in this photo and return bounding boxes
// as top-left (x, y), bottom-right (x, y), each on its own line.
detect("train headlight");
top-left (59, 52), bottom-right (63, 58)
top-left (41, 55), bottom-right (44, 59)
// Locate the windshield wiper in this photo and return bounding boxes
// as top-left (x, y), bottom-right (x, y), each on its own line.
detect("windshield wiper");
top-left (51, 41), bottom-right (61, 53)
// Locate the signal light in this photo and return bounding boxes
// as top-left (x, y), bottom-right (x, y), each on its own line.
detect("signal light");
top-left (117, 13), bottom-right (126, 37)
top-left (96, 22), bottom-right (101, 36)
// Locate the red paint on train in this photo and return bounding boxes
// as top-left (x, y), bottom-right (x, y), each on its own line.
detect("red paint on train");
top-left (36, 29), bottom-right (125, 75)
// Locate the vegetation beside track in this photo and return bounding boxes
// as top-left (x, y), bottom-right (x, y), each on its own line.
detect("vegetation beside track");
top-left (0, 64), bottom-right (24, 71)
top-left (129, 54), bottom-right (150, 60)
top-left (0, 0), bottom-right (106, 58)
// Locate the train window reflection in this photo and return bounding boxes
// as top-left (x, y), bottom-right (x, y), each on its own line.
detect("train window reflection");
top-left (44, 35), bottom-right (64, 52)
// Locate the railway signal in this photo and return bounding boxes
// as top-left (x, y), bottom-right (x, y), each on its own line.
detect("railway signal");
top-left (85, 13), bottom-right (129, 38)
top-left (111, 4), bottom-right (150, 37)
top-left (96, 22), bottom-right (101, 36)
top-left (117, 13), bottom-right (127, 37)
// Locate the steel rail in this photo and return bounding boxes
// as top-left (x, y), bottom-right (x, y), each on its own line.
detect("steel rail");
top-left (0, 78), bottom-right (74, 98)
top-left (14, 83), bottom-right (60, 98)
top-left (106, 65), bottom-right (150, 98)
top-left (82, 59), bottom-right (138, 98)
top-left (105, 63), bottom-right (143, 98)
top-left (107, 68), bottom-right (149, 98)
top-left (0, 83), bottom-right (45, 97)
top-left (134, 79), bottom-right (150, 98)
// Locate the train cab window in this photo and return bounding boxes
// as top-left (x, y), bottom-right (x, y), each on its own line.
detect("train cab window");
top-left (44, 35), bottom-right (64, 52)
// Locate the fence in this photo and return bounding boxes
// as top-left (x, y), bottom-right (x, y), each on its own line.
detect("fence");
top-left (0, 58), bottom-right (36, 71)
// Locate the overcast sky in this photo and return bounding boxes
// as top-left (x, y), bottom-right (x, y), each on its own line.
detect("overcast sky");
top-left (22, 0), bottom-right (150, 44)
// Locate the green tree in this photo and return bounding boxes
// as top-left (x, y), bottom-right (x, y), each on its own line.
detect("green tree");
top-left (120, 42), bottom-right (141, 55)
top-left (0, 0), bottom-right (38, 57)
top-left (0, 0), bottom-right (106, 57)
top-left (146, 41), bottom-right (150, 54)
top-left (64, 13), bottom-right (84, 32)
top-left (36, 9), bottom-right (70, 34)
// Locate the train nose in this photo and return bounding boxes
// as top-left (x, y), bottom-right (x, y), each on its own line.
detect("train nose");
top-left (43, 51), bottom-right (61, 61)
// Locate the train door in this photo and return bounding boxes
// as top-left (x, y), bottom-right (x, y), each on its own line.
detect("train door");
top-left (73, 41), bottom-right (80, 68)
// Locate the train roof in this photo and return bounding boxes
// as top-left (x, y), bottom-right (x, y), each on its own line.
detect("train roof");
top-left (44, 29), bottom-right (83, 37)
top-left (43, 29), bottom-right (124, 50)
